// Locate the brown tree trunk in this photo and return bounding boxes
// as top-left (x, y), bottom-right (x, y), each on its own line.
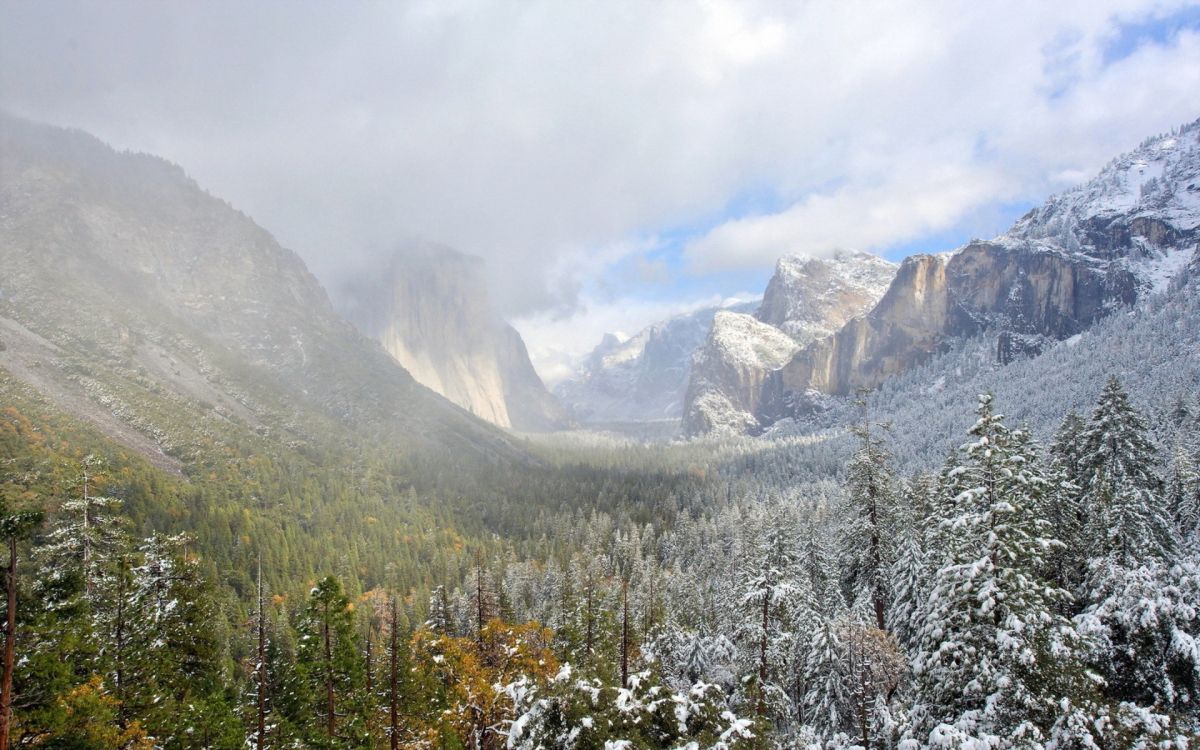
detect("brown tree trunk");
top-left (0, 538), bottom-right (18, 750)
top-left (389, 596), bottom-right (399, 750)
top-left (757, 593), bottom-right (769, 717)
top-left (324, 600), bottom-right (336, 738)
top-left (256, 560), bottom-right (267, 749)
top-left (620, 580), bottom-right (629, 688)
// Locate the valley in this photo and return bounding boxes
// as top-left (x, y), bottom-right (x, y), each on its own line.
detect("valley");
top-left (1, 24), bottom-right (1199, 750)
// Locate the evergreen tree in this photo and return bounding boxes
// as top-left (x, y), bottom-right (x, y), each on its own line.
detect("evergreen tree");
top-left (840, 419), bottom-right (898, 631)
top-left (296, 576), bottom-right (368, 748)
top-left (908, 394), bottom-right (1086, 746)
top-left (1079, 377), bottom-right (1176, 563)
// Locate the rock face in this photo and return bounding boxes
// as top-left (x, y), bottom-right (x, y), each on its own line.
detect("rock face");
top-left (760, 118), bottom-right (1200, 425)
top-left (555, 301), bottom-right (754, 427)
top-left (682, 252), bottom-right (896, 436)
top-left (682, 311), bottom-right (802, 436)
top-left (0, 114), bottom-right (522, 468)
top-left (340, 245), bottom-right (570, 432)
top-left (757, 250), bottom-right (898, 341)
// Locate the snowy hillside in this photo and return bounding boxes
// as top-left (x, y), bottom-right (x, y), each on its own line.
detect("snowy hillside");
top-left (554, 299), bottom-right (756, 427)
top-left (757, 249), bottom-right (897, 343)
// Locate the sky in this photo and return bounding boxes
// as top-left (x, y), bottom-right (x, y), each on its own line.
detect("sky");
top-left (2, 1), bottom-right (1200, 384)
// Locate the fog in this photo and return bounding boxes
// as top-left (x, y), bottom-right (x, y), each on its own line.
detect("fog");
top-left (3, 0), bottom-right (1199, 368)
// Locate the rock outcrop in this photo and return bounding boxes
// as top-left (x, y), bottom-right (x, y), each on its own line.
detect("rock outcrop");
top-left (757, 250), bottom-right (898, 341)
top-left (758, 118), bottom-right (1200, 426)
top-left (340, 245), bottom-right (570, 432)
top-left (682, 251), bottom-right (896, 436)
top-left (681, 311), bottom-right (802, 436)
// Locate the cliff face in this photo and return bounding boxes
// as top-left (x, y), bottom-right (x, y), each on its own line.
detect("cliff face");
top-left (341, 245), bottom-right (570, 432)
top-left (681, 311), bottom-right (801, 436)
top-left (0, 114), bottom-right (523, 468)
top-left (681, 251), bottom-right (896, 436)
top-left (757, 250), bottom-right (898, 341)
top-left (759, 119), bottom-right (1200, 424)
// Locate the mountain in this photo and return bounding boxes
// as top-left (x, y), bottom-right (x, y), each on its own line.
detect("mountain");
top-left (682, 251), bottom-right (897, 436)
top-left (554, 301), bottom-right (755, 429)
top-left (756, 250), bottom-right (899, 341)
top-left (757, 118), bottom-right (1200, 430)
top-left (0, 114), bottom-right (522, 471)
top-left (338, 245), bottom-right (569, 432)
top-left (680, 311), bottom-right (802, 436)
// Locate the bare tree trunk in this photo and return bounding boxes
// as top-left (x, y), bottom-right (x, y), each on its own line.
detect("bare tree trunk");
top-left (365, 627), bottom-right (373, 698)
top-left (256, 559), bottom-right (267, 750)
top-left (324, 599), bottom-right (336, 738)
top-left (757, 593), bottom-right (769, 717)
top-left (584, 573), bottom-right (594, 657)
top-left (620, 580), bottom-right (629, 688)
top-left (389, 595), bottom-right (399, 750)
top-left (0, 538), bottom-right (18, 750)
top-left (476, 566), bottom-right (486, 647)
top-left (115, 556), bottom-right (128, 729)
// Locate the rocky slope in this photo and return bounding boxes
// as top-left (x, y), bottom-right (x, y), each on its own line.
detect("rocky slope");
top-left (682, 251), bottom-right (896, 436)
top-left (757, 250), bottom-right (898, 341)
top-left (760, 117), bottom-right (1200, 427)
top-left (554, 301), bottom-right (754, 427)
top-left (0, 114), bottom-right (523, 469)
top-left (339, 245), bottom-right (569, 432)
top-left (681, 311), bottom-right (802, 436)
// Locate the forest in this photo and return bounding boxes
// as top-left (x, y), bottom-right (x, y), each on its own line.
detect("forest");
top-left (1, 373), bottom-right (1198, 749)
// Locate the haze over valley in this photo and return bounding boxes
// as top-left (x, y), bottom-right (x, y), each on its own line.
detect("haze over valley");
top-left (1, 3), bottom-right (1199, 749)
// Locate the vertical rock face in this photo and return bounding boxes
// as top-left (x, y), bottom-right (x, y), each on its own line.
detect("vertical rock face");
top-left (757, 250), bottom-right (899, 341)
top-left (682, 311), bottom-right (802, 436)
top-left (682, 252), bottom-right (897, 436)
top-left (340, 245), bottom-right (570, 432)
top-left (760, 118), bottom-right (1200, 424)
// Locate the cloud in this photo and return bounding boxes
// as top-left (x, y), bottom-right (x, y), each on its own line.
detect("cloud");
top-left (514, 291), bottom-right (759, 386)
top-left (2, 0), bottom-right (1198, 354)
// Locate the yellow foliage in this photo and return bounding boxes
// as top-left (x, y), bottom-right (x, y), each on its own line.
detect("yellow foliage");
top-left (45, 676), bottom-right (155, 750)
top-left (409, 619), bottom-right (559, 749)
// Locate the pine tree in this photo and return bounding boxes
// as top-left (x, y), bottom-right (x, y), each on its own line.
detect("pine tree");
top-left (738, 509), bottom-right (799, 721)
top-left (886, 472), bottom-right (935, 653)
top-left (1079, 377), bottom-right (1176, 563)
top-left (1164, 442), bottom-right (1199, 548)
top-left (0, 495), bottom-right (42, 750)
top-left (908, 394), bottom-right (1085, 746)
top-left (840, 417), bottom-right (898, 631)
top-left (297, 576), bottom-right (367, 748)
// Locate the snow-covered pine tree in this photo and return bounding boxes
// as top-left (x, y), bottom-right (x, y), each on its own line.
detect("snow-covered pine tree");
top-left (908, 394), bottom-right (1085, 747)
top-left (296, 575), bottom-right (369, 748)
top-left (1074, 379), bottom-right (1200, 717)
top-left (1078, 376), bottom-right (1177, 563)
top-left (35, 455), bottom-right (128, 605)
top-left (840, 419), bottom-right (898, 631)
top-left (886, 472), bottom-right (935, 654)
top-left (1164, 442), bottom-right (1199, 549)
top-left (738, 506), bottom-right (799, 724)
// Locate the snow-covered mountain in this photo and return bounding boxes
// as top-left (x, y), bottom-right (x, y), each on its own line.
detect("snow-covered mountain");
top-left (757, 117), bottom-right (1200, 433)
top-left (339, 244), bottom-right (570, 432)
top-left (757, 250), bottom-right (898, 341)
top-left (555, 300), bottom-right (755, 427)
top-left (682, 251), bottom-right (897, 436)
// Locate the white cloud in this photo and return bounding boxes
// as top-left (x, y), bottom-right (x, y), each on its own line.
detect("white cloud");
top-left (514, 291), bottom-right (758, 386)
top-left (2, 0), bottom-right (1199, 374)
